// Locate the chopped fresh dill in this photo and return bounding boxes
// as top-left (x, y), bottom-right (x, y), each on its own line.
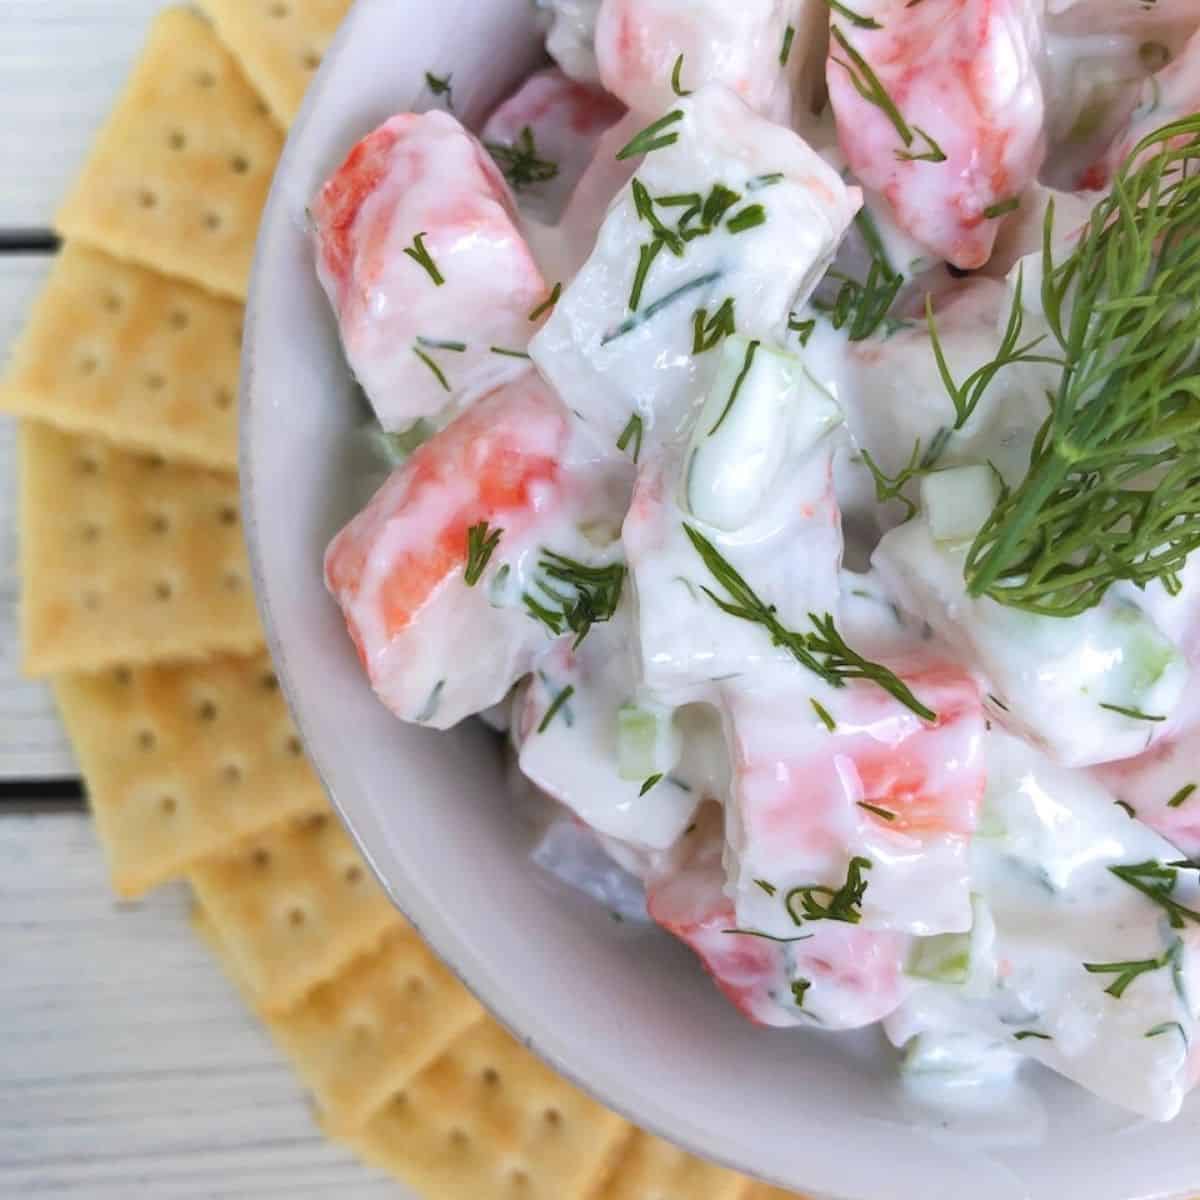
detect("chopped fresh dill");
top-left (629, 238), bottom-right (665, 312)
top-left (857, 801), bottom-right (896, 822)
top-left (425, 71), bottom-right (453, 106)
top-left (780, 24), bottom-right (796, 65)
top-left (537, 684), bottom-right (576, 734)
top-left (528, 282), bottom-right (562, 322)
top-left (824, 0), bottom-right (883, 28)
top-left (602, 272), bottom-right (721, 345)
top-left (791, 978), bottom-right (813, 1008)
top-left (1168, 784), bottom-right (1197, 809)
top-left (829, 26), bottom-right (945, 162)
top-left (692, 298), bottom-right (737, 353)
top-left (489, 346), bottom-right (531, 359)
top-left (1115, 800), bottom-right (1137, 818)
top-left (415, 679), bottom-right (445, 723)
top-left (485, 126), bottom-right (559, 190)
top-left (683, 524), bottom-right (937, 720)
top-left (747, 172), bottom-right (785, 191)
top-left (721, 928), bottom-right (814, 943)
top-left (811, 698), bottom-right (837, 732)
top-left (755, 879), bottom-right (778, 897)
top-left (523, 551), bottom-right (626, 647)
top-left (1013, 1030), bottom-right (1052, 1041)
top-left (727, 204), bottom-right (767, 234)
top-left (788, 314), bottom-right (816, 346)
top-left (464, 522), bottom-right (502, 587)
top-left (413, 346), bottom-right (451, 391)
top-left (1100, 702), bottom-right (1167, 723)
top-left (403, 232), bottom-right (445, 285)
top-left (1146, 1021), bottom-right (1189, 1045)
top-left (983, 196), bottom-right (1021, 219)
top-left (1109, 861), bottom-right (1200, 928)
top-left (617, 412), bottom-right (644, 463)
top-left (709, 340), bottom-right (760, 435)
top-left (671, 54), bottom-right (692, 97)
top-left (1084, 939), bottom-right (1181, 999)
top-left (617, 110), bottom-right (684, 160)
top-left (640, 773), bottom-right (664, 796)
top-left (786, 857), bottom-right (872, 925)
top-left (415, 337), bottom-right (466, 352)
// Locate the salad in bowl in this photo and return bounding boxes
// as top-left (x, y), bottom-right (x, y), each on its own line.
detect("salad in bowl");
top-left (306, 0), bottom-right (1200, 1136)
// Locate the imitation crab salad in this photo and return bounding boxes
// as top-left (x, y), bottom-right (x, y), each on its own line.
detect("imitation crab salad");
top-left (313, 0), bottom-right (1200, 1121)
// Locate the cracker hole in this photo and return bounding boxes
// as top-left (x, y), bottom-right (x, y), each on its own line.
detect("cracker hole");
top-left (214, 386), bottom-right (233, 411)
top-left (251, 847), bottom-right (271, 869)
top-left (136, 728), bottom-right (157, 752)
top-left (80, 521), bottom-right (102, 545)
top-left (218, 505), bottom-right (238, 527)
top-left (481, 1066), bottom-right (500, 1087)
top-left (114, 667), bottom-right (133, 686)
top-left (168, 309), bottom-right (190, 331)
top-left (223, 569), bottom-right (244, 592)
top-left (286, 906), bottom-right (307, 929)
top-left (221, 762), bottom-right (243, 786)
top-left (76, 452), bottom-right (100, 475)
top-left (543, 1108), bottom-right (562, 1129)
top-left (101, 292), bottom-right (122, 314)
top-left (154, 579), bottom-right (174, 602)
top-left (149, 512), bottom-right (170, 535)
top-left (196, 69), bottom-right (216, 88)
top-left (159, 794), bottom-right (177, 817)
top-left (285, 735), bottom-right (303, 758)
top-left (167, 129), bottom-right (187, 151)
top-left (203, 211), bottom-right (224, 233)
top-left (197, 698), bottom-right (218, 723)
top-left (508, 1168), bottom-right (530, 1190)
top-left (343, 863), bottom-right (363, 886)
top-left (391, 1091), bottom-right (408, 1110)
top-left (301, 50), bottom-right (321, 71)
top-left (146, 454), bottom-right (166, 470)
top-left (137, 188), bottom-right (158, 210)
top-left (261, 671), bottom-right (279, 691)
top-left (81, 588), bottom-right (102, 612)
top-left (78, 354), bottom-right (99, 377)
top-left (254, 99), bottom-right (271, 117)
top-left (144, 371), bottom-right (166, 392)
top-left (269, 1), bottom-right (290, 16)
top-left (231, 154), bottom-right (251, 175)
top-left (348, 1021), bottom-right (374, 1046)
top-left (448, 1128), bottom-right (470, 1149)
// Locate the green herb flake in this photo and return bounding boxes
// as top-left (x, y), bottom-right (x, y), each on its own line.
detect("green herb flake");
top-left (403, 232), bottom-right (445, 286)
top-left (617, 110), bottom-right (684, 161)
top-left (791, 978), bottom-right (813, 1008)
top-left (727, 204), bottom-right (767, 235)
top-left (1115, 799), bottom-right (1137, 818)
top-left (811, 698), bottom-right (837, 731)
top-left (485, 126), bottom-right (559, 190)
top-left (824, 0), bottom-right (883, 28)
top-left (464, 522), bottom-right (502, 587)
top-left (425, 72), bottom-right (453, 106)
top-left (857, 801), bottom-right (896, 822)
top-left (1013, 1030), bottom-right (1053, 1041)
top-left (754, 879), bottom-right (778, 897)
top-left (692, 298), bottom-right (737, 354)
top-left (640, 773), bottom-right (664, 796)
top-left (708, 340), bottom-right (760, 435)
top-left (489, 346), bottom-right (531, 359)
top-left (721, 928), bottom-right (814, 943)
top-left (1100, 702), bottom-right (1167, 723)
top-left (1169, 784), bottom-right (1198, 809)
top-left (528, 282), bottom-right (562, 322)
top-left (780, 24), bottom-right (796, 65)
top-left (786, 857), bottom-right (872, 926)
top-left (413, 346), bottom-right (451, 392)
top-left (1084, 940), bottom-right (1181, 999)
top-left (984, 196), bottom-right (1021, 219)
top-left (671, 54), bottom-right (692, 97)
top-left (616, 412), bottom-right (644, 463)
top-left (537, 684), bottom-right (576, 734)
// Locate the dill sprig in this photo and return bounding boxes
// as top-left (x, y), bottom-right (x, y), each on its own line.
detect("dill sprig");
top-left (523, 551), bottom-right (626, 647)
top-left (683, 524), bottom-right (937, 720)
top-left (464, 522), bottom-right (502, 587)
top-left (785, 857), bottom-right (872, 925)
top-left (528, 282), bottom-right (562, 322)
top-left (965, 116), bottom-right (1200, 616)
top-left (537, 683), bottom-right (575, 734)
top-left (485, 126), bottom-right (559, 190)
top-left (824, 0), bottom-right (882, 28)
top-left (814, 210), bottom-right (904, 342)
top-left (1109, 860), bottom-right (1200, 929)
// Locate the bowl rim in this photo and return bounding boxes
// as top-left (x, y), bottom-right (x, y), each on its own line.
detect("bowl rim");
top-left (238, 5), bottom-right (1200, 1197)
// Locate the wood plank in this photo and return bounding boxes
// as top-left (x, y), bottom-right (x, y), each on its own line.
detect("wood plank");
top-left (0, 1), bottom-right (178, 230)
top-left (0, 811), bottom-right (409, 1198)
top-left (0, 254), bottom-right (77, 779)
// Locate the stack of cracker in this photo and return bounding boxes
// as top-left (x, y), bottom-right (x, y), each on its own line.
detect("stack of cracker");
top-left (2, 7), bottom-right (800, 1199)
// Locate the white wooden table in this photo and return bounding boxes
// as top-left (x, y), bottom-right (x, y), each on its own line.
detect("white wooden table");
top-left (0, 6), bottom-right (398, 1194)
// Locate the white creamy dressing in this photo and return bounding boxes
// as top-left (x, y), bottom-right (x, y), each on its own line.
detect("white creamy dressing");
top-left (317, 3), bottom-right (1200, 1121)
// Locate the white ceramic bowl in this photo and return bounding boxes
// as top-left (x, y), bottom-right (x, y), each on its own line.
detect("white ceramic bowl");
top-left (242, 3), bottom-right (1200, 1195)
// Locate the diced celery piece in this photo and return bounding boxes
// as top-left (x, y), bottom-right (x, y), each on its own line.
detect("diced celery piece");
top-left (617, 703), bottom-right (678, 781)
top-left (906, 931), bottom-right (972, 984)
top-left (921, 464), bottom-right (1000, 544)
